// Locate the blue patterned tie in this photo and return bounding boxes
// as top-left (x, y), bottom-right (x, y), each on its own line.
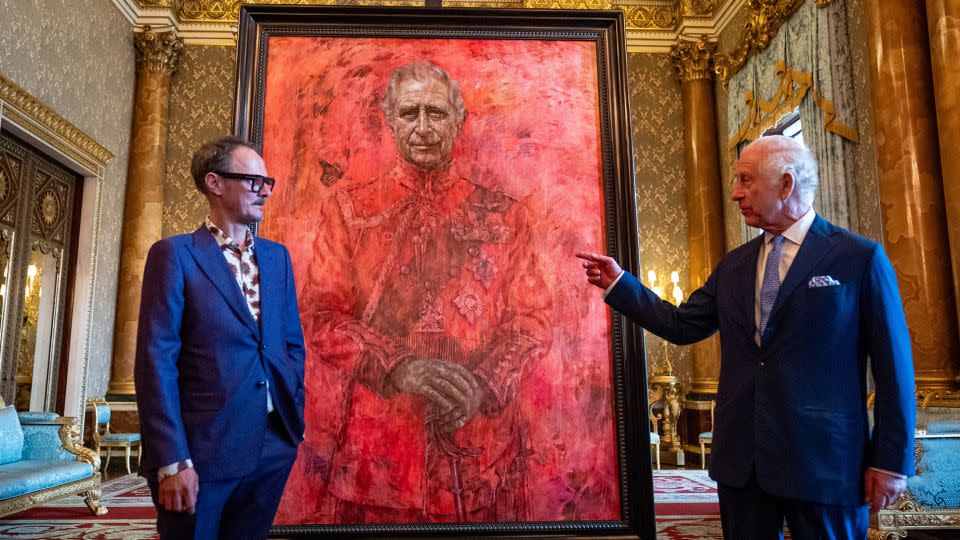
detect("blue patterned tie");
top-left (759, 235), bottom-right (784, 337)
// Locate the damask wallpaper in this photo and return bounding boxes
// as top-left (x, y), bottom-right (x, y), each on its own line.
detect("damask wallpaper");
top-left (844, 0), bottom-right (881, 242)
top-left (626, 53), bottom-right (690, 383)
top-left (0, 0), bottom-right (136, 398)
top-left (163, 46), bottom-right (237, 236)
top-left (714, 4), bottom-right (748, 252)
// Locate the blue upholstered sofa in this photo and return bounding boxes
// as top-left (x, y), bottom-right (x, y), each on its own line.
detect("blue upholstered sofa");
top-left (871, 420), bottom-right (960, 539)
top-left (0, 397), bottom-right (105, 518)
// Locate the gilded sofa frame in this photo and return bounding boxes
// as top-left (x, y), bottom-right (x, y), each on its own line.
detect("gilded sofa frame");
top-left (0, 396), bottom-right (106, 518)
top-left (870, 432), bottom-right (960, 539)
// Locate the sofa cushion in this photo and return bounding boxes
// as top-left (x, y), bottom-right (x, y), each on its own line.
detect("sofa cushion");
top-left (907, 437), bottom-right (960, 508)
top-left (0, 405), bottom-right (24, 465)
top-left (926, 421), bottom-right (960, 435)
top-left (0, 460), bottom-right (94, 500)
top-left (17, 411), bottom-right (60, 423)
top-left (101, 433), bottom-right (141, 443)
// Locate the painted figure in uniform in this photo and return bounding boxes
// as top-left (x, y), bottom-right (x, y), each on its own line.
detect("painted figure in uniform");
top-left (300, 61), bottom-right (551, 523)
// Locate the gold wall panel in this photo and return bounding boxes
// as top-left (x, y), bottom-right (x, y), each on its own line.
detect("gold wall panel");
top-left (627, 53), bottom-right (691, 385)
top-left (927, 0), bottom-right (960, 337)
top-left (866, 0), bottom-right (958, 387)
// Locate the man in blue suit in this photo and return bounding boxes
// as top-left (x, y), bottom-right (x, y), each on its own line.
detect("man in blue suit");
top-left (578, 136), bottom-right (915, 539)
top-left (135, 136), bottom-right (306, 539)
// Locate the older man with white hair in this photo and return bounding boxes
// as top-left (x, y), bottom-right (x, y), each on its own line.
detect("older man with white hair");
top-left (578, 135), bottom-right (915, 539)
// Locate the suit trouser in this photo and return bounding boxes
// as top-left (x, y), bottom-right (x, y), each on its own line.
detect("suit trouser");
top-left (148, 412), bottom-right (299, 540)
top-left (718, 472), bottom-right (869, 540)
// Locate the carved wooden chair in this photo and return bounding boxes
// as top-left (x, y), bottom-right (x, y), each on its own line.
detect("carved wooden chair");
top-left (697, 400), bottom-right (715, 470)
top-left (89, 399), bottom-right (141, 474)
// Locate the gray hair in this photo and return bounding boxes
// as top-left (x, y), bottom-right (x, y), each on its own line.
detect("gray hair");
top-left (750, 135), bottom-right (819, 205)
top-left (380, 61), bottom-right (466, 126)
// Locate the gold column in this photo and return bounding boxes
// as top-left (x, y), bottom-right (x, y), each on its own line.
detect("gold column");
top-left (928, 0), bottom-right (960, 342)
top-left (108, 28), bottom-right (183, 395)
top-left (671, 36), bottom-right (724, 397)
top-left (865, 0), bottom-right (959, 393)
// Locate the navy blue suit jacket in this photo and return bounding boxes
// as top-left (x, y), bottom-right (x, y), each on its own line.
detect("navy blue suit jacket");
top-left (607, 215), bottom-right (915, 506)
top-left (134, 226), bottom-right (306, 481)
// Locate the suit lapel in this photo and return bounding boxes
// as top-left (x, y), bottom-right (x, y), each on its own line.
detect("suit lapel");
top-left (768, 214), bottom-right (839, 324)
top-left (735, 234), bottom-right (764, 341)
top-left (187, 226), bottom-right (260, 337)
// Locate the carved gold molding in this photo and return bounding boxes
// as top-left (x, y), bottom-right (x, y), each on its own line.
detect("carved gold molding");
top-left (608, 3), bottom-right (678, 30)
top-left (134, 26), bottom-right (185, 74)
top-left (678, 0), bottom-right (717, 17)
top-left (671, 35), bottom-right (717, 82)
top-left (873, 491), bottom-right (960, 539)
top-left (58, 416), bottom-right (102, 471)
top-left (0, 75), bottom-right (114, 172)
top-left (713, 0), bottom-right (804, 86)
top-left (0, 475), bottom-right (103, 518)
top-left (916, 387), bottom-right (960, 409)
top-left (114, 0), bottom-right (740, 46)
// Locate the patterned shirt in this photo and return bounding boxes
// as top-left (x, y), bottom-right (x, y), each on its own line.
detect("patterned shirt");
top-left (205, 217), bottom-right (261, 321)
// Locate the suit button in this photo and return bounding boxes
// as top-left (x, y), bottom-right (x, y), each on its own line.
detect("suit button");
top-left (256, 380), bottom-right (266, 387)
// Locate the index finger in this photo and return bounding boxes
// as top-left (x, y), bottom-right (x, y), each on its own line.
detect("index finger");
top-left (575, 252), bottom-right (601, 262)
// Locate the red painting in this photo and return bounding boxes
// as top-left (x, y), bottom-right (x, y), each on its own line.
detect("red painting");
top-left (257, 35), bottom-right (619, 526)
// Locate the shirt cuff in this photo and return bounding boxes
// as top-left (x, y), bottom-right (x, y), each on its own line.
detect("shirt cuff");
top-left (869, 466), bottom-right (907, 479)
top-left (157, 459), bottom-right (194, 482)
top-left (601, 270), bottom-right (626, 299)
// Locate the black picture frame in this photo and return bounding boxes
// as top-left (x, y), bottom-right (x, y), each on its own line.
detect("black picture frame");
top-left (233, 6), bottom-right (653, 538)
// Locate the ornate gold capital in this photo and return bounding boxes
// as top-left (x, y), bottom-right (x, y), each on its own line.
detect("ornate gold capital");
top-left (671, 35), bottom-right (718, 82)
top-left (714, 0), bottom-right (804, 86)
top-left (134, 26), bottom-right (184, 75)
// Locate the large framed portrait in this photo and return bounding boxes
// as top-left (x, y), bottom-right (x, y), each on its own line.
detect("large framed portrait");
top-left (234, 6), bottom-right (653, 538)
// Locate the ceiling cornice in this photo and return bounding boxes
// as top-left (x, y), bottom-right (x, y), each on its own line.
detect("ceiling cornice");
top-left (111, 0), bottom-right (746, 51)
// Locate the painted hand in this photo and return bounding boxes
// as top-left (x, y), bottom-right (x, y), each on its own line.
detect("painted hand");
top-left (575, 252), bottom-right (623, 290)
top-left (388, 358), bottom-right (485, 432)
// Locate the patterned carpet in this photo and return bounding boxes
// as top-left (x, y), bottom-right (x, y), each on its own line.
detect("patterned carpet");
top-left (0, 470), bottom-right (721, 539)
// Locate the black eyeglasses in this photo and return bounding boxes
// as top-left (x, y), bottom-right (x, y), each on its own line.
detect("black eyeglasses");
top-left (213, 170), bottom-right (276, 194)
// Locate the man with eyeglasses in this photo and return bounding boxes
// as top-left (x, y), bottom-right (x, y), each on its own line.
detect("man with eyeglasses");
top-left (135, 136), bottom-right (306, 539)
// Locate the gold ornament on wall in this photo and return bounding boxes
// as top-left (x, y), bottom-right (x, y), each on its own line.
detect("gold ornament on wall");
top-left (713, 0), bottom-right (805, 86)
top-left (678, 0), bottom-right (716, 17)
top-left (670, 35), bottom-right (717, 82)
top-left (134, 26), bottom-right (185, 74)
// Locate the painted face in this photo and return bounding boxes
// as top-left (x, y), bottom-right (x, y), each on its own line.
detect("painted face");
top-left (218, 146), bottom-right (272, 225)
top-left (388, 77), bottom-right (461, 170)
top-left (731, 144), bottom-right (787, 231)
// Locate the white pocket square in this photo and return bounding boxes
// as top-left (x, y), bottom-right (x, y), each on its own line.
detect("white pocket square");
top-left (808, 275), bottom-right (841, 288)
